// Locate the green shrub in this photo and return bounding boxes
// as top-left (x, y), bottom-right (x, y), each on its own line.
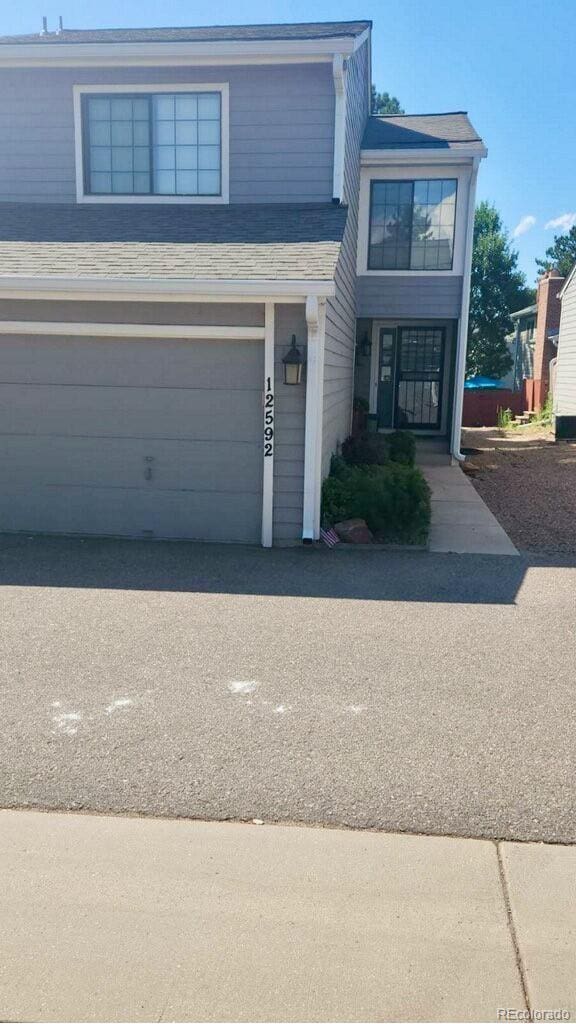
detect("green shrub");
top-left (321, 474), bottom-right (354, 527)
top-left (353, 396), bottom-right (370, 413)
top-left (387, 430), bottom-right (416, 466)
top-left (321, 462), bottom-right (430, 544)
top-left (341, 434), bottom-right (389, 467)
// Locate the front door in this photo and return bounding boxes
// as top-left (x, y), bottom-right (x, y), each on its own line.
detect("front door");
top-left (376, 325), bottom-right (446, 431)
top-left (395, 326), bottom-right (445, 430)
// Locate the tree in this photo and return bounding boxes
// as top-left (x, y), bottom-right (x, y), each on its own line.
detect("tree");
top-left (371, 86), bottom-right (404, 115)
top-left (467, 201), bottom-right (536, 379)
top-left (536, 225), bottom-right (576, 278)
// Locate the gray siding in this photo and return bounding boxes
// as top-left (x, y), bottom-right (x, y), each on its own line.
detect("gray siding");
top-left (0, 63), bottom-right (334, 204)
top-left (356, 275), bottom-right (463, 319)
top-left (321, 40), bottom-right (369, 477)
top-left (274, 304), bottom-right (306, 542)
top-left (556, 276), bottom-right (576, 416)
top-left (0, 298), bottom-right (265, 326)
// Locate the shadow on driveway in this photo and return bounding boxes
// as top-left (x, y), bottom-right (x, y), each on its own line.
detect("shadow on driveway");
top-left (0, 532), bottom-right (573, 604)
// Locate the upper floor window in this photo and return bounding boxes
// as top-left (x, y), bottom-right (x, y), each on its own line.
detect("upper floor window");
top-left (78, 86), bottom-right (226, 201)
top-left (368, 178), bottom-right (457, 271)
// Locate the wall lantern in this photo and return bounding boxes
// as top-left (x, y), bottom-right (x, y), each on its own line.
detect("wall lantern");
top-left (282, 334), bottom-right (304, 385)
top-left (360, 331), bottom-right (372, 359)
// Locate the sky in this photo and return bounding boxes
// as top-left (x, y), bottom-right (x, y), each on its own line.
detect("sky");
top-left (2, 0), bottom-right (575, 284)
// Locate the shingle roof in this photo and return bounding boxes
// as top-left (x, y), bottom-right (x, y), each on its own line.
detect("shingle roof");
top-left (0, 20), bottom-right (371, 45)
top-left (0, 203), bottom-right (347, 282)
top-left (362, 112), bottom-right (483, 150)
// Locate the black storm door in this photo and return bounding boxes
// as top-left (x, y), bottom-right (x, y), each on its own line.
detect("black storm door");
top-left (395, 326), bottom-right (445, 430)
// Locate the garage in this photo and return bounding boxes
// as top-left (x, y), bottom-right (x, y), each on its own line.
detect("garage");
top-left (0, 332), bottom-right (264, 544)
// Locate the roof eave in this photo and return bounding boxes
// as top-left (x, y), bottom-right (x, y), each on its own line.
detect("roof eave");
top-left (361, 143), bottom-right (487, 164)
top-left (0, 29), bottom-right (370, 66)
top-left (0, 274), bottom-right (337, 301)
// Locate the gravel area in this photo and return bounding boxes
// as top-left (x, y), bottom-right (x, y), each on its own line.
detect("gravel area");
top-left (461, 425), bottom-right (576, 553)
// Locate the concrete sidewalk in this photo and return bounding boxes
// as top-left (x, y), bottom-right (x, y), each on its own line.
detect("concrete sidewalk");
top-left (421, 463), bottom-right (519, 555)
top-left (1, 810), bottom-right (574, 1023)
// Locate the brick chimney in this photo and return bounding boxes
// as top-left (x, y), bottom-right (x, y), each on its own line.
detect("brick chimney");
top-left (533, 269), bottom-right (564, 409)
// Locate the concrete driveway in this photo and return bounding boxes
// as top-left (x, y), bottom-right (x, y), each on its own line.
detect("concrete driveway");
top-left (1, 534), bottom-right (575, 843)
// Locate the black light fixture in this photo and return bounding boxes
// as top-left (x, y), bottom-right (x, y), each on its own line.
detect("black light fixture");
top-left (282, 334), bottom-right (304, 385)
top-left (360, 331), bottom-right (372, 359)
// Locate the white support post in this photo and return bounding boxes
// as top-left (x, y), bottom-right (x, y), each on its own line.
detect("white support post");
top-left (332, 54), bottom-right (347, 203)
top-left (451, 157), bottom-right (480, 459)
top-left (261, 302), bottom-right (275, 548)
top-left (302, 295), bottom-right (326, 542)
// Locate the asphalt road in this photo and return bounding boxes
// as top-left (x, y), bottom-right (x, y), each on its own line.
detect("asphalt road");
top-left (1, 534), bottom-right (575, 843)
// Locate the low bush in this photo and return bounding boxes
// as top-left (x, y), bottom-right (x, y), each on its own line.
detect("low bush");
top-left (321, 462), bottom-right (430, 544)
top-left (341, 434), bottom-right (389, 467)
top-left (387, 430), bottom-right (416, 466)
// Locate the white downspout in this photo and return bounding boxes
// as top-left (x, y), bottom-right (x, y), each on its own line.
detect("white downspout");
top-left (450, 156), bottom-right (480, 461)
top-left (332, 54), bottom-right (347, 203)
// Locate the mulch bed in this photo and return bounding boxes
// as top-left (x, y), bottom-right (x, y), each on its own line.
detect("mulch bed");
top-left (461, 426), bottom-right (576, 554)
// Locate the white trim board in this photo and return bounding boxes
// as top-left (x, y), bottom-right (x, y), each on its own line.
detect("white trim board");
top-left (0, 277), bottom-right (335, 302)
top-left (361, 145), bottom-right (487, 165)
top-left (356, 163), bottom-right (474, 278)
top-left (0, 321), bottom-right (266, 340)
top-left (0, 31), bottom-right (371, 68)
top-left (73, 83), bottom-right (230, 206)
top-left (261, 302), bottom-right (275, 548)
top-left (302, 294), bottom-right (326, 541)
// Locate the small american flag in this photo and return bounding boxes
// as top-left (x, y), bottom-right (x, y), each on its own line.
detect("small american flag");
top-left (320, 527), bottom-right (340, 547)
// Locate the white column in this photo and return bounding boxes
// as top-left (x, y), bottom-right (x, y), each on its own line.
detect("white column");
top-left (261, 302), bottom-right (275, 548)
top-left (302, 295), bottom-right (326, 542)
top-left (451, 157), bottom-right (480, 459)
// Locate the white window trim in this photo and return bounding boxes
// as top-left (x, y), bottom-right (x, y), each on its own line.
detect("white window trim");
top-left (356, 163), bottom-right (473, 277)
top-left (73, 82), bottom-right (230, 205)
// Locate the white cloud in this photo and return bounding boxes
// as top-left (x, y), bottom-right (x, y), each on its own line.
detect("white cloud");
top-left (512, 215), bottom-right (536, 238)
top-left (545, 213), bottom-right (576, 232)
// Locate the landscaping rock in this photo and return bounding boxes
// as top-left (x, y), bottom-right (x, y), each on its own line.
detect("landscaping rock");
top-left (334, 518), bottom-right (374, 544)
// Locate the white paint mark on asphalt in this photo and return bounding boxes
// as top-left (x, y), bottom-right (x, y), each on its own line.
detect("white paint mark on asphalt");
top-left (346, 704), bottom-right (368, 715)
top-left (53, 712), bottom-right (82, 736)
top-left (105, 698), bottom-right (133, 715)
top-left (273, 704), bottom-right (292, 714)
top-left (51, 701), bottom-right (61, 708)
top-left (228, 681), bottom-right (258, 695)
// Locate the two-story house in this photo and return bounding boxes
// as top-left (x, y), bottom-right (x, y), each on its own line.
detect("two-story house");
top-left (0, 19), bottom-right (486, 546)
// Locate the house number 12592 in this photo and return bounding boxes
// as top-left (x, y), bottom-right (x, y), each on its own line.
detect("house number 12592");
top-left (264, 375), bottom-right (274, 457)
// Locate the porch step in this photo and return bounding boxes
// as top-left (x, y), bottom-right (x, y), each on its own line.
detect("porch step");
top-left (414, 440), bottom-right (452, 467)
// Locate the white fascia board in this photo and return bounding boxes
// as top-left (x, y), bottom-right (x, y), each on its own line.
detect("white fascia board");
top-left (351, 27), bottom-right (371, 52)
top-left (0, 321), bottom-right (267, 339)
top-left (361, 145), bottom-right (488, 164)
top-left (0, 36), bottom-right (361, 67)
top-left (0, 276), bottom-right (335, 302)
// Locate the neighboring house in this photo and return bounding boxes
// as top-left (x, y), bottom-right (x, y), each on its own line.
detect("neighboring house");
top-left (507, 303), bottom-right (536, 389)
top-left (554, 263), bottom-right (576, 439)
top-left (0, 19), bottom-right (486, 546)
top-left (508, 271), bottom-right (564, 413)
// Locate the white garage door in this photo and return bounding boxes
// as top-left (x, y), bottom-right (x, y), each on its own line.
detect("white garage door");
top-left (0, 333), bottom-right (263, 543)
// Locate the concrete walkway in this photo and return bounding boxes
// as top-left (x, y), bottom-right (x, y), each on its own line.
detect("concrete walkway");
top-left (421, 463), bottom-right (519, 555)
top-left (1, 810), bottom-right (574, 1023)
